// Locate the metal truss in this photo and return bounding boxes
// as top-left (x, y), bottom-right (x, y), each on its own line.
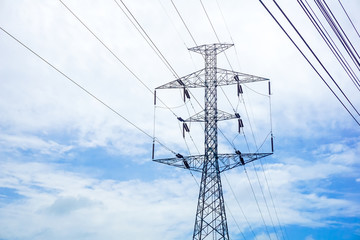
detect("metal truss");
top-left (183, 110), bottom-right (236, 122)
top-left (153, 152), bottom-right (272, 173)
top-left (156, 68), bottom-right (268, 90)
top-left (154, 43), bottom-right (272, 240)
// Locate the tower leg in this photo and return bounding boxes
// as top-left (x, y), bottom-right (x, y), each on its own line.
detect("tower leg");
top-left (192, 45), bottom-right (230, 240)
top-left (193, 159), bottom-right (229, 240)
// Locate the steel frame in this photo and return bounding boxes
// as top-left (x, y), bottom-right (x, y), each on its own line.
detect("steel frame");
top-left (154, 43), bottom-right (272, 240)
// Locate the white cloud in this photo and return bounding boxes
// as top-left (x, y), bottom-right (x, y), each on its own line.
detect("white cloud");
top-left (305, 235), bottom-right (315, 240)
top-left (0, 134), bottom-right (72, 156)
top-left (0, 160), bottom-right (197, 240)
top-left (0, 0), bottom-right (360, 239)
top-left (1, 143), bottom-right (359, 239)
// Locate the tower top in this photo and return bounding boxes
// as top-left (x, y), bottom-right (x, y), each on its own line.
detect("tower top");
top-left (188, 43), bottom-right (233, 55)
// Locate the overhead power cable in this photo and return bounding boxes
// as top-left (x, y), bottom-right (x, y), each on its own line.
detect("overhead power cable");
top-left (315, 0), bottom-right (360, 70)
top-left (110, 0), bottom-right (206, 156)
top-left (271, 0), bottom-right (360, 117)
top-left (59, 0), bottom-right (202, 157)
top-left (244, 166), bottom-right (272, 240)
top-left (0, 26), bottom-right (176, 155)
top-left (170, 0), bottom-right (197, 46)
top-left (113, 0), bottom-right (179, 80)
top-left (258, 0), bottom-right (360, 126)
top-left (59, 0), bottom-right (201, 137)
top-left (186, 3), bottom-right (282, 239)
top-left (298, 0), bottom-right (360, 92)
top-left (223, 173), bottom-right (259, 240)
top-left (338, 0), bottom-right (360, 40)
top-left (276, 0), bottom-right (360, 117)
top-left (112, 0), bottom-right (207, 115)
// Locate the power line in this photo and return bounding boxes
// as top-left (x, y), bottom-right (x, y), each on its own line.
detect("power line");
top-left (272, 0), bottom-right (360, 117)
top-left (338, 0), bottom-right (360, 40)
top-left (170, 0), bottom-right (197, 46)
top-left (250, 162), bottom-right (280, 240)
top-left (59, 0), bottom-right (205, 158)
top-left (113, 0), bottom-right (179, 80)
top-left (257, 159), bottom-right (289, 240)
top-left (223, 173), bottom-right (259, 240)
top-left (315, 0), bottom-right (360, 71)
top-left (0, 26), bottom-right (176, 156)
top-left (244, 166), bottom-right (272, 240)
top-left (258, 0), bottom-right (360, 126)
top-left (186, 3), bottom-right (280, 239)
top-left (298, 0), bottom-right (360, 92)
top-left (110, 0), bottom-right (208, 157)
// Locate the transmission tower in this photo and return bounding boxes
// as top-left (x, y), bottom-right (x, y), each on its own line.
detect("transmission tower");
top-left (153, 43), bottom-right (273, 240)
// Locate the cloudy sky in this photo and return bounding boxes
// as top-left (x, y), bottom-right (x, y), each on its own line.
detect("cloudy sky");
top-left (0, 0), bottom-right (359, 240)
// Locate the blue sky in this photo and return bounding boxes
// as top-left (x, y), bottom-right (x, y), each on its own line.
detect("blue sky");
top-left (0, 0), bottom-right (360, 240)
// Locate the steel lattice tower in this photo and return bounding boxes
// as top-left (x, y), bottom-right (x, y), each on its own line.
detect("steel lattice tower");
top-left (154, 43), bottom-right (272, 240)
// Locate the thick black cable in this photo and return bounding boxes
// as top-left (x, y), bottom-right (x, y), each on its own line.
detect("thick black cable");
top-left (299, 0), bottom-right (360, 91)
top-left (304, 0), bottom-right (360, 87)
top-left (258, 0), bottom-right (360, 126)
top-left (0, 26), bottom-right (176, 155)
top-left (271, 0), bottom-right (360, 117)
top-left (322, 0), bottom-right (360, 63)
top-left (315, 0), bottom-right (360, 71)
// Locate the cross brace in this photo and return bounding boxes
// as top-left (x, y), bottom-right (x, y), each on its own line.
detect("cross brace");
top-left (156, 68), bottom-right (269, 89)
top-left (154, 152), bottom-right (272, 173)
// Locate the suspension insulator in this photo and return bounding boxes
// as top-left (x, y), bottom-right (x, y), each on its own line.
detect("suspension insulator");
top-left (183, 123), bottom-right (190, 138)
top-left (183, 123), bottom-right (190, 132)
top-left (237, 83), bottom-right (243, 96)
top-left (239, 119), bottom-right (244, 127)
top-left (177, 79), bottom-right (185, 86)
top-left (183, 159), bottom-right (190, 169)
top-left (238, 119), bottom-right (244, 133)
top-left (184, 89), bottom-right (190, 100)
top-left (234, 75), bottom-right (240, 82)
top-left (271, 135), bottom-right (274, 152)
top-left (177, 117), bottom-right (185, 122)
top-left (235, 113), bottom-right (240, 118)
top-left (176, 153), bottom-right (184, 159)
top-left (152, 142), bottom-right (155, 159)
top-left (268, 81), bottom-right (271, 95)
top-left (240, 156), bottom-right (245, 165)
top-left (154, 90), bottom-right (157, 105)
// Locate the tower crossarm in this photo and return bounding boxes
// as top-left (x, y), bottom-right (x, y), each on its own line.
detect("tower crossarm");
top-left (155, 68), bottom-right (268, 90)
top-left (189, 43), bottom-right (234, 55)
top-left (184, 110), bottom-right (237, 122)
top-left (153, 152), bottom-right (272, 173)
top-left (217, 68), bottom-right (269, 86)
top-left (156, 69), bottom-right (205, 89)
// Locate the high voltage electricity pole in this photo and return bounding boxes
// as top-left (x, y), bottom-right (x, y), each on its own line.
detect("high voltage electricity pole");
top-left (154, 43), bottom-right (273, 240)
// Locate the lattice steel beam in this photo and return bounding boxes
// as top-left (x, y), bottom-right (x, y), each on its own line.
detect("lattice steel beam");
top-left (154, 43), bottom-right (272, 240)
top-left (156, 68), bottom-right (268, 89)
top-left (153, 153), bottom-right (272, 173)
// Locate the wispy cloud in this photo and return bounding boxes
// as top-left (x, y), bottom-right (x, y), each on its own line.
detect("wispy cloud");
top-left (1, 137), bottom-right (359, 239)
top-left (0, 134), bottom-right (72, 156)
top-left (1, 0), bottom-right (359, 239)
